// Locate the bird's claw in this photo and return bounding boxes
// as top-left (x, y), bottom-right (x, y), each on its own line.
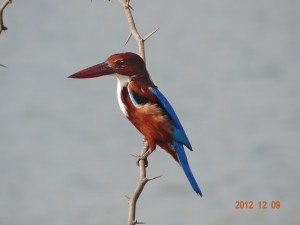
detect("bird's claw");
top-left (136, 156), bottom-right (148, 168)
top-left (130, 153), bottom-right (148, 168)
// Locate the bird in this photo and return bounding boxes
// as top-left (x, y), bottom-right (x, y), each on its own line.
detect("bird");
top-left (69, 52), bottom-right (203, 196)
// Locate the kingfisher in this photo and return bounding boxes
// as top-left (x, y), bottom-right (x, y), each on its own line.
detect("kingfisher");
top-left (69, 52), bottom-right (203, 196)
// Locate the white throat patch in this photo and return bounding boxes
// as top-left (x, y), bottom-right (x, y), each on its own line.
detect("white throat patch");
top-left (116, 74), bottom-right (130, 116)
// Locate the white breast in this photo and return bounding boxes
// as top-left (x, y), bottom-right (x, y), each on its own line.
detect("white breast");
top-left (116, 74), bottom-right (130, 116)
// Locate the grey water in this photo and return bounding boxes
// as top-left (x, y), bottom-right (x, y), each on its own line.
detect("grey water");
top-left (1, 0), bottom-right (299, 225)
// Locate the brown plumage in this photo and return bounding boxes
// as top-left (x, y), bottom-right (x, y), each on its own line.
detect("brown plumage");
top-left (121, 80), bottom-right (178, 162)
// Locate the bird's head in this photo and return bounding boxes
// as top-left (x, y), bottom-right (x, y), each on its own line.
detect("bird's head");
top-left (69, 52), bottom-right (147, 79)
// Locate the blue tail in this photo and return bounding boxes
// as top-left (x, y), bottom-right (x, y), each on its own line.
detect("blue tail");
top-left (174, 142), bottom-right (203, 196)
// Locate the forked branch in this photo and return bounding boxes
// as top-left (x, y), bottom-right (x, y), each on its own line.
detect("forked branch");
top-left (118, 0), bottom-right (158, 63)
top-left (118, 0), bottom-right (145, 60)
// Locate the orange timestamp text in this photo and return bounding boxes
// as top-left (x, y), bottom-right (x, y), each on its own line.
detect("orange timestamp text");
top-left (235, 200), bottom-right (281, 209)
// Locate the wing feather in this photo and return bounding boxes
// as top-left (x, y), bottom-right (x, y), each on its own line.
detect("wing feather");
top-left (149, 87), bottom-right (192, 150)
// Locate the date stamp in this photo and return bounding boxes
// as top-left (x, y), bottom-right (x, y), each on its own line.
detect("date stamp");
top-left (235, 201), bottom-right (281, 209)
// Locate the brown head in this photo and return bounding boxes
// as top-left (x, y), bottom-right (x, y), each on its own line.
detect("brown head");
top-left (69, 52), bottom-right (148, 79)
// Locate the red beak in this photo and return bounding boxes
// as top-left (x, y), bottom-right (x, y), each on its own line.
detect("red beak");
top-left (68, 62), bottom-right (115, 79)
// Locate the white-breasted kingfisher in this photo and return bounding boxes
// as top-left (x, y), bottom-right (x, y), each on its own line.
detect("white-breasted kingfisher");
top-left (69, 52), bottom-right (203, 196)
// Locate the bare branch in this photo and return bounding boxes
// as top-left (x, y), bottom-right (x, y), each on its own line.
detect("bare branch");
top-left (0, 0), bottom-right (12, 35)
top-left (118, 0), bottom-right (145, 60)
top-left (111, 1), bottom-right (160, 224)
top-left (127, 141), bottom-right (149, 225)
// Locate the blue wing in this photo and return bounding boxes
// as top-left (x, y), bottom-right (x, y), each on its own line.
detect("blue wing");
top-left (149, 87), bottom-right (192, 150)
top-left (149, 87), bottom-right (202, 196)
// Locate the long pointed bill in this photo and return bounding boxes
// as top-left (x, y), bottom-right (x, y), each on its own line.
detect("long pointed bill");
top-left (68, 62), bottom-right (114, 79)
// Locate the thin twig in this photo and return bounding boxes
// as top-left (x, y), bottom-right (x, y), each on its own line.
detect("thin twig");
top-left (0, 0), bottom-right (12, 34)
top-left (124, 32), bottom-right (132, 46)
top-left (144, 27), bottom-right (159, 41)
top-left (148, 175), bottom-right (162, 181)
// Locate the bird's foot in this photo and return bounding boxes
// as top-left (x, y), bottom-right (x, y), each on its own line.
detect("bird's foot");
top-left (136, 156), bottom-right (148, 168)
top-left (131, 150), bottom-right (151, 168)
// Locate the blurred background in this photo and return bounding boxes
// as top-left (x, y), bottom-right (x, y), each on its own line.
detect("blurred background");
top-left (1, 0), bottom-right (299, 225)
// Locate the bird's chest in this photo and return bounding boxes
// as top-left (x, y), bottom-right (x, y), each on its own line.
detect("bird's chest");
top-left (116, 78), bottom-right (173, 145)
top-left (117, 85), bottom-right (139, 117)
top-left (116, 76), bottom-right (148, 116)
top-left (116, 74), bottom-right (131, 116)
top-left (117, 85), bottom-right (128, 116)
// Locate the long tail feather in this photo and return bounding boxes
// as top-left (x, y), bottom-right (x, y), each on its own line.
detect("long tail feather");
top-left (174, 142), bottom-right (203, 196)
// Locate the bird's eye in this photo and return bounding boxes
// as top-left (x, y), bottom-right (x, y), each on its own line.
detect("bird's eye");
top-left (118, 60), bottom-right (127, 66)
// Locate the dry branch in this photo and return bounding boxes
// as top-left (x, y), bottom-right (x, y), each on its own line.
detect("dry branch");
top-left (118, 0), bottom-right (146, 60)
top-left (0, 0), bottom-right (11, 34)
top-left (118, 0), bottom-right (158, 63)
top-left (115, 1), bottom-right (159, 225)
top-left (127, 141), bottom-right (149, 225)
